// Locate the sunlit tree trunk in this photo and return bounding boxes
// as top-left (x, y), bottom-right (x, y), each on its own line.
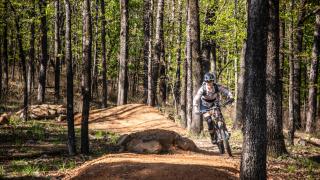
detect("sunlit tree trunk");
top-left (117, 0), bottom-right (129, 105)
top-left (37, 0), bottom-right (48, 103)
top-left (28, 0), bottom-right (36, 98)
top-left (188, 0), bottom-right (202, 134)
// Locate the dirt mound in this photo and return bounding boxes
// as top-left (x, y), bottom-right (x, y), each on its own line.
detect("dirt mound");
top-left (73, 104), bottom-right (187, 135)
top-left (16, 104), bottom-right (66, 120)
top-left (64, 153), bottom-right (239, 180)
top-left (64, 104), bottom-right (240, 179)
top-left (117, 129), bottom-right (198, 153)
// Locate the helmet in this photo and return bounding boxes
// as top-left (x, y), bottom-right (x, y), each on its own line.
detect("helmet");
top-left (204, 72), bottom-right (216, 82)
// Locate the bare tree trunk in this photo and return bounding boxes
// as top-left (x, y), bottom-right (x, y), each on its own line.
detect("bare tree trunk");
top-left (37, 0), bottom-right (48, 103)
top-left (28, 0), bottom-right (36, 98)
top-left (306, 12), bottom-right (320, 133)
top-left (101, 0), bottom-right (107, 108)
top-left (117, 0), bottom-right (129, 105)
top-left (233, 41), bottom-right (246, 130)
top-left (188, 0), bottom-right (202, 134)
top-left (144, 0), bottom-right (151, 104)
top-left (12, 4), bottom-right (28, 121)
top-left (267, 0), bottom-right (287, 157)
top-left (174, 0), bottom-right (182, 114)
top-left (288, 0), bottom-right (295, 145)
top-left (0, 37), bottom-right (2, 100)
top-left (240, 0), bottom-right (268, 179)
top-left (54, 0), bottom-right (61, 102)
top-left (3, 0), bottom-right (9, 93)
top-left (186, 0), bottom-right (192, 130)
top-left (292, 0), bottom-right (307, 129)
top-left (155, 0), bottom-right (166, 104)
top-left (65, 0), bottom-right (76, 155)
top-left (147, 0), bottom-right (154, 106)
top-left (81, 0), bottom-right (92, 154)
top-left (92, 0), bottom-right (99, 99)
top-left (181, 57), bottom-right (188, 128)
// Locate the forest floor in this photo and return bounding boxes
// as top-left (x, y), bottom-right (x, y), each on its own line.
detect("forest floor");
top-left (1, 104), bottom-right (320, 179)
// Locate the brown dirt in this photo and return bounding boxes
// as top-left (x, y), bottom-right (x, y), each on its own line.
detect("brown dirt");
top-left (66, 104), bottom-right (241, 179)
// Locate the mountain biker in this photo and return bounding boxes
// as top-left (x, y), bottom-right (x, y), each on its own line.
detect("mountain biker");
top-left (193, 72), bottom-right (234, 145)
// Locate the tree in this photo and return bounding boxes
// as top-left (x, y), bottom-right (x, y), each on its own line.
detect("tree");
top-left (28, 0), bottom-right (36, 97)
top-left (144, 0), bottom-right (152, 105)
top-left (81, 0), bottom-right (92, 154)
top-left (153, 0), bottom-right (165, 105)
top-left (117, 0), bottom-right (129, 105)
top-left (3, 0), bottom-right (9, 93)
top-left (234, 41), bottom-right (246, 130)
top-left (37, 0), bottom-right (48, 103)
top-left (11, 2), bottom-right (28, 121)
top-left (267, 0), bottom-right (287, 157)
top-left (187, 0), bottom-right (202, 134)
top-left (174, 0), bottom-right (183, 114)
top-left (92, 0), bottom-right (99, 99)
top-left (240, 0), bottom-right (268, 179)
top-left (101, 0), bottom-right (107, 108)
top-left (306, 11), bottom-right (320, 133)
top-left (65, 0), bottom-right (76, 155)
top-left (54, 0), bottom-right (61, 102)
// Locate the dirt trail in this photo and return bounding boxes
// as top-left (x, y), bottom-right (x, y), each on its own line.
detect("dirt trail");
top-left (67, 104), bottom-right (240, 179)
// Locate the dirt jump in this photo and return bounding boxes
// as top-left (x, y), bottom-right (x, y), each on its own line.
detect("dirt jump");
top-left (64, 104), bottom-right (240, 179)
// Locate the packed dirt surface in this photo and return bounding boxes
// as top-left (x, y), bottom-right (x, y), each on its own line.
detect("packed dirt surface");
top-left (74, 104), bottom-right (187, 135)
top-left (67, 104), bottom-right (241, 179)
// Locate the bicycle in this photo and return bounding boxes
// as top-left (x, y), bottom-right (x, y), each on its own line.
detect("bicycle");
top-left (200, 100), bottom-right (233, 157)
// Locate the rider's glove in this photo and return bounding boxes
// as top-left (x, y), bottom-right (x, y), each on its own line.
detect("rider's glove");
top-left (193, 105), bottom-right (200, 114)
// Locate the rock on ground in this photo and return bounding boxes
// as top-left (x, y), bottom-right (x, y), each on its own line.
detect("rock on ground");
top-left (117, 129), bottom-right (198, 153)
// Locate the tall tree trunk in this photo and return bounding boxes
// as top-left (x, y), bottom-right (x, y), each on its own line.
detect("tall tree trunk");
top-left (306, 12), bottom-right (320, 133)
top-left (144, 0), bottom-right (151, 104)
top-left (65, 0), bottom-right (76, 155)
top-left (174, 0), bottom-right (183, 114)
top-left (240, 0), bottom-right (268, 179)
top-left (154, 0), bottom-right (166, 104)
top-left (12, 5), bottom-right (28, 121)
top-left (267, 0), bottom-right (287, 157)
top-left (54, 0), bottom-right (61, 102)
top-left (147, 0), bottom-right (154, 106)
top-left (81, 0), bottom-right (92, 154)
top-left (0, 38), bottom-right (2, 100)
top-left (288, 0), bottom-right (295, 145)
top-left (292, 0), bottom-right (307, 129)
top-left (3, 0), bottom-right (9, 93)
top-left (37, 0), bottom-right (48, 103)
top-left (92, 0), bottom-right (99, 99)
top-left (186, 0), bottom-right (192, 130)
top-left (101, 0), bottom-right (107, 108)
top-left (117, 0), bottom-right (129, 105)
top-left (188, 0), bottom-right (202, 134)
top-left (233, 41), bottom-right (246, 130)
top-left (181, 57), bottom-right (188, 128)
top-left (28, 0), bottom-right (36, 97)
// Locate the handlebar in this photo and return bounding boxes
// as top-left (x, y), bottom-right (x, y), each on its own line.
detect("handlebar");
top-left (198, 98), bottom-right (234, 113)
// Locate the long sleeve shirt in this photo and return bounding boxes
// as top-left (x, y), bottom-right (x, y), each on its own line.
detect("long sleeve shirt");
top-left (193, 83), bottom-right (233, 109)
